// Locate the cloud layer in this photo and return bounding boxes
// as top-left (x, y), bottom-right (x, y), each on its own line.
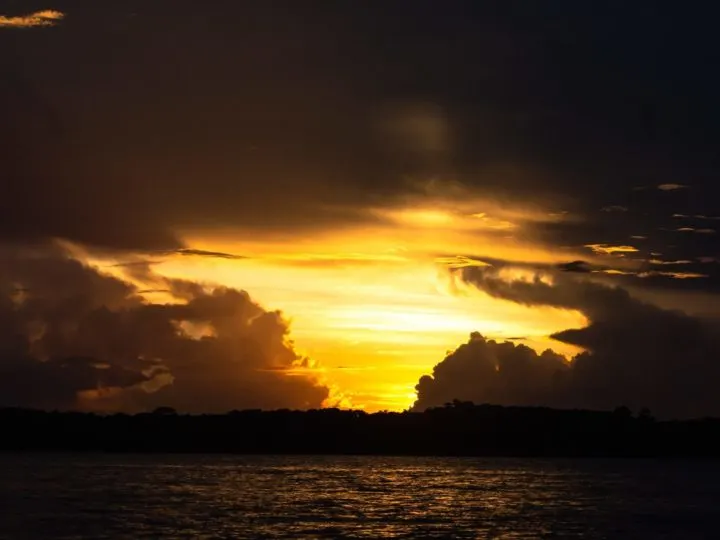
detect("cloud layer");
top-left (0, 246), bottom-right (328, 412)
top-left (1, 3), bottom-right (718, 268)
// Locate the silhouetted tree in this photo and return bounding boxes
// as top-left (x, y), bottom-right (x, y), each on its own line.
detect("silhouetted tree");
top-left (1, 404), bottom-right (718, 457)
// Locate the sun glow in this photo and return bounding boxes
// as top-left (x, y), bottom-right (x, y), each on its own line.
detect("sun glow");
top-left (86, 197), bottom-right (589, 411)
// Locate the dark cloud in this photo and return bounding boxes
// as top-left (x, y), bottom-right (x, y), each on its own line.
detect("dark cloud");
top-left (0, 1), bottom-right (718, 269)
top-left (171, 249), bottom-right (247, 260)
top-left (4, 2), bottom-right (720, 415)
top-left (413, 333), bottom-right (569, 412)
top-left (105, 249), bottom-right (246, 274)
top-left (445, 255), bottom-right (709, 286)
top-left (0, 246), bottom-right (328, 412)
top-left (450, 235), bottom-right (720, 295)
top-left (0, 1), bottom-right (400, 251)
top-left (414, 263), bottom-right (720, 418)
top-left (0, 356), bottom-right (151, 411)
top-left (136, 289), bottom-right (170, 295)
top-left (556, 260), bottom-right (592, 273)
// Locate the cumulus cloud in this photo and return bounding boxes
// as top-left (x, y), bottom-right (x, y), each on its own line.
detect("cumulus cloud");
top-left (0, 10), bottom-right (64, 28)
top-left (0, 246), bottom-right (329, 412)
top-left (414, 261), bottom-right (720, 418)
top-left (414, 333), bottom-right (568, 411)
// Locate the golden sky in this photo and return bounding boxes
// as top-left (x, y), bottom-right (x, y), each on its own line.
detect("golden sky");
top-left (4, 3), bottom-right (720, 418)
top-left (86, 194), bottom-right (589, 411)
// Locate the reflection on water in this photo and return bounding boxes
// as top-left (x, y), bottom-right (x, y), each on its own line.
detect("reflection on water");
top-left (0, 454), bottom-right (718, 539)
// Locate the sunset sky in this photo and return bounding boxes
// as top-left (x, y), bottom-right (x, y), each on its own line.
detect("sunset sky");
top-left (2, 2), bottom-right (720, 417)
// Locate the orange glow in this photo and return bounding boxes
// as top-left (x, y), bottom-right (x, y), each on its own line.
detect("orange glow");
top-left (87, 196), bottom-right (589, 411)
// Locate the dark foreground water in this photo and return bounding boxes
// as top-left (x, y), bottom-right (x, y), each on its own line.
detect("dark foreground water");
top-left (1, 455), bottom-right (719, 539)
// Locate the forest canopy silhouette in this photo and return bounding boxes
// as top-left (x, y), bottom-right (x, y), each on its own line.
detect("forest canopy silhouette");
top-left (2, 404), bottom-right (720, 457)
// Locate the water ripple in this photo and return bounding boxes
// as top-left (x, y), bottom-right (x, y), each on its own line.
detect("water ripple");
top-left (0, 455), bottom-right (718, 539)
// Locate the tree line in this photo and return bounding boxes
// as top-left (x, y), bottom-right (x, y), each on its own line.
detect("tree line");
top-left (2, 402), bottom-right (719, 457)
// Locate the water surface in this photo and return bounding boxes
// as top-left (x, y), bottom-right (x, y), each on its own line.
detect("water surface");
top-left (1, 454), bottom-right (718, 539)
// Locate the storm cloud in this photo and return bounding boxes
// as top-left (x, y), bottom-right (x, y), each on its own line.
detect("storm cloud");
top-left (0, 2), bottom-right (718, 272)
top-left (0, 246), bottom-right (329, 412)
top-left (3, 2), bottom-right (720, 414)
top-left (414, 333), bottom-right (568, 412)
top-left (414, 263), bottom-right (720, 418)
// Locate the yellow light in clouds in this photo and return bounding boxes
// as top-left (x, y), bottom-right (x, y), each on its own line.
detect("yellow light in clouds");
top-left (140, 247), bottom-right (585, 411)
top-left (87, 195), bottom-right (590, 411)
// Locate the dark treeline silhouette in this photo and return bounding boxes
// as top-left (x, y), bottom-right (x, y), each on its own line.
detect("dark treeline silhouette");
top-left (2, 402), bottom-right (720, 457)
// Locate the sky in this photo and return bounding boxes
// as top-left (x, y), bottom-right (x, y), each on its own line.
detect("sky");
top-left (2, 2), bottom-right (720, 417)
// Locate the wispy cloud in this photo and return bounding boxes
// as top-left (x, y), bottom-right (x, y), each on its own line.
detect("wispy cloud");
top-left (676, 227), bottom-right (716, 234)
top-left (657, 183), bottom-right (689, 191)
top-left (106, 248), bottom-right (247, 269)
top-left (0, 10), bottom-right (64, 28)
top-left (673, 213), bottom-right (720, 221)
top-left (172, 248), bottom-right (247, 260)
top-left (648, 259), bottom-right (693, 265)
top-left (600, 268), bottom-right (637, 276)
top-left (585, 244), bottom-right (639, 256)
top-left (136, 289), bottom-right (171, 295)
top-left (639, 271), bottom-right (708, 280)
top-left (435, 255), bottom-right (492, 269)
top-left (600, 205), bottom-right (628, 213)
